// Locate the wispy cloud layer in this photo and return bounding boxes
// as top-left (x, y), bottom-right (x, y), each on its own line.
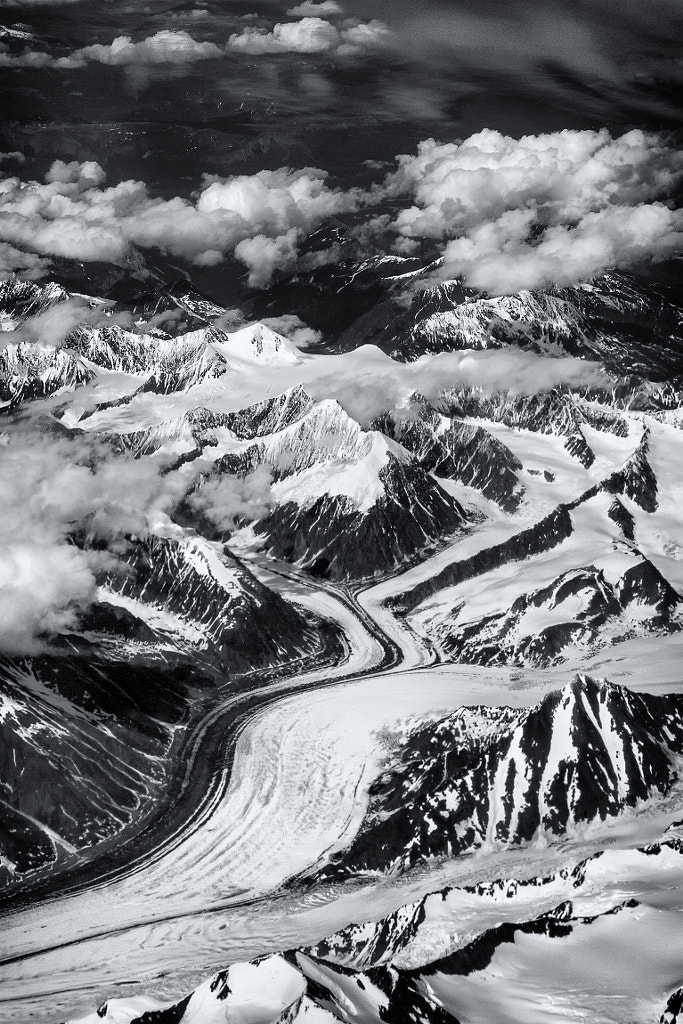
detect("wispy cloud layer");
top-left (188, 465), bottom-right (273, 531)
top-left (307, 346), bottom-right (607, 425)
top-left (0, 426), bottom-right (187, 652)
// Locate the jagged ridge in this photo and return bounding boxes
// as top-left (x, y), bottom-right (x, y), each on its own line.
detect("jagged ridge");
top-left (376, 397), bottom-right (524, 511)
top-left (316, 676), bottom-right (683, 877)
top-left (105, 533), bottom-right (320, 673)
top-left (430, 557), bottom-right (680, 667)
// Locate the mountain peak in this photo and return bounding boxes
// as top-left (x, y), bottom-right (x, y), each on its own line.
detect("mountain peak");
top-left (216, 322), bottom-right (303, 366)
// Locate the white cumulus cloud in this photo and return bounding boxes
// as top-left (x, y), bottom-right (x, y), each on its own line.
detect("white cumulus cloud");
top-left (0, 161), bottom-right (361, 285)
top-left (441, 202), bottom-right (682, 294)
top-left (1, 127), bottom-right (679, 294)
top-left (62, 29), bottom-right (223, 67)
top-left (378, 128), bottom-right (683, 294)
top-left (226, 16), bottom-right (389, 56)
top-left (0, 29), bottom-right (223, 69)
top-left (234, 228), bottom-right (302, 287)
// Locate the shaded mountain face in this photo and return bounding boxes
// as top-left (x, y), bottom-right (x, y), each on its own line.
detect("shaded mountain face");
top-left (375, 400), bottom-right (524, 512)
top-left (390, 408), bottom-right (678, 667)
top-left (0, 279), bottom-right (301, 408)
top-left (439, 386), bottom-right (629, 455)
top-left (663, 989), bottom-right (683, 1024)
top-left (315, 677), bottom-right (683, 878)
top-left (189, 391), bottom-right (470, 581)
top-left (252, 454), bottom-right (467, 581)
top-left (0, 531), bottom-right (335, 891)
top-left (0, 654), bottom-right (183, 886)
top-left (328, 269), bottom-right (683, 382)
top-left (0, 278), bottom-right (68, 321)
top-left (1, 322), bottom-right (231, 404)
top-left (422, 556), bottom-right (680, 667)
top-left (99, 533), bottom-right (321, 674)
top-left (309, 837), bottom-right (683, 972)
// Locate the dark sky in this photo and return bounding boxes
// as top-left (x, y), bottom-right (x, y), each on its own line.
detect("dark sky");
top-left (0, 0), bottom-right (680, 309)
top-left (1, 0), bottom-right (681, 195)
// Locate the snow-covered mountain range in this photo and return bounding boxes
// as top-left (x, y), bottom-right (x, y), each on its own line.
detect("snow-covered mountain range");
top-left (1, 262), bottom-right (683, 1024)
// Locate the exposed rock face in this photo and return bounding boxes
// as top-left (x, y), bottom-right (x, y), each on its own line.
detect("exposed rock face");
top-left (223, 385), bottom-right (316, 440)
top-left (440, 386), bottom-right (629, 439)
top-left (662, 988), bottom-right (683, 1024)
top-left (97, 387), bottom-right (315, 463)
top-left (430, 558), bottom-right (680, 667)
top-left (0, 277), bottom-right (68, 320)
top-left (104, 533), bottom-right (320, 673)
top-left (0, 532), bottom-right (332, 890)
top-left (377, 400), bottom-right (523, 511)
top-left (0, 324), bottom-right (229, 407)
top-left (195, 395), bottom-right (470, 580)
top-left (563, 425), bottom-right (595, 468)
top-left (71, 956), bottom-right (310, 1024)
top-left (605, 426), bottom-right (659, 512)
top-left (0, 274), bottom-right (304, 409)
top-left (334, 269), bottom-right (683, 383)
top-left (607, 497), bottom-right (635, 540)
top-left (316, 677), bottom-right (683, 877)
top-left (70, 323), bottom-right (230, 393)
top-left (307, 845), bottom-right (638, 970)
top-left (0, 654), bottom-right (184, 885)
top-left (393, 501), bottom-right (576, 614)
top-left (254, 455), bottom-right (467, 580)
top-left (122, 279), bottom-right (229, 331)
top-left (62, 839), bottom-right (683, 1024)
top-left (107, 406), bottom-right (230, 459)
top-left (0, 344), bottom-right (95, 404)
top-left (3, 261), bottom-right (683, 1024)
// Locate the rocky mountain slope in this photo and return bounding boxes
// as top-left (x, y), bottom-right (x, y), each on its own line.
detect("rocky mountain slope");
top-left (0, 653), bottom-right (182, 886)
top-left (0, 530), bottom-right (334, 890)
top-left (98, 532), bottom-right (322, 673)
top-left (330, 267), bottom-right (683, 382)
top-left (315, 676), bottom-right (683, 877)
top-left (192, 391), bottom-right (470, 580)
